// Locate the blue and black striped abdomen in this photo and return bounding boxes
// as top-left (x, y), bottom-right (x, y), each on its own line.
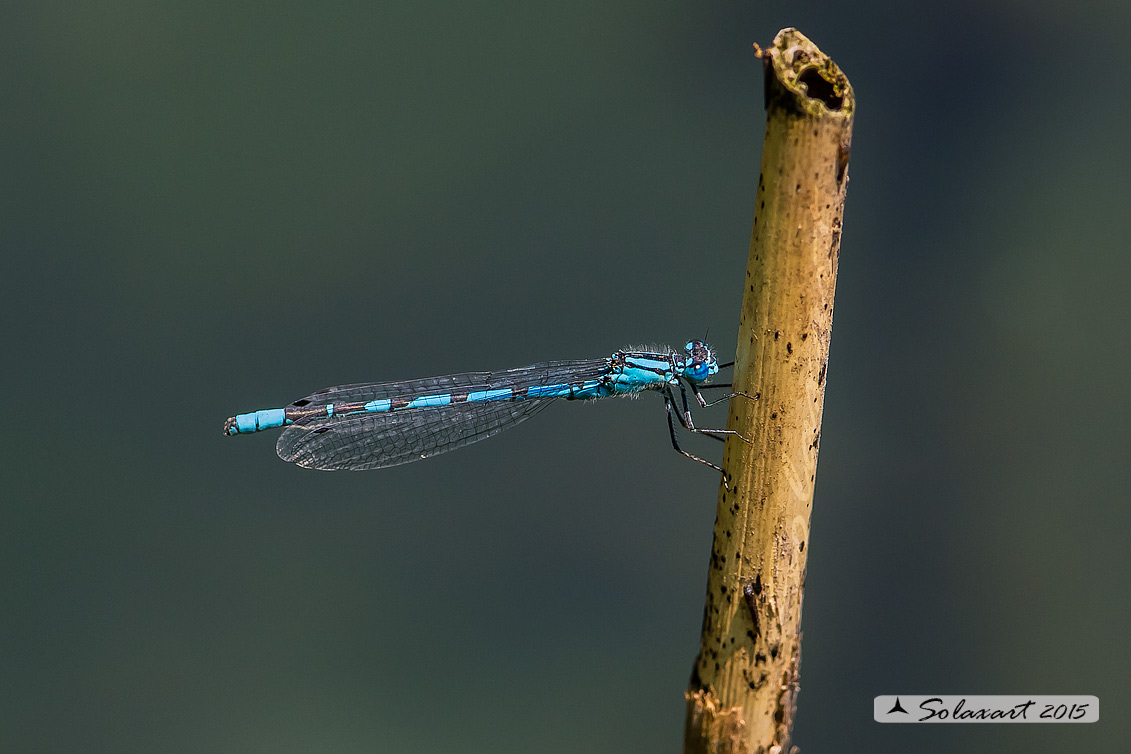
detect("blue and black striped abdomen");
top-left (283, 358), bottom-right (617, 420)
top-left (269, 358), bottom-right (617, 470)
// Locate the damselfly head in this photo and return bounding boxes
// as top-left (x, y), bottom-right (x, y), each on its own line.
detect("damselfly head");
top-left (681, 338), bottom-right (719, 382)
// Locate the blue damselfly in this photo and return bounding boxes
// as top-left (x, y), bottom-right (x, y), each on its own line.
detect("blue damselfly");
top-left (224, 339), bottom-right (745, 471)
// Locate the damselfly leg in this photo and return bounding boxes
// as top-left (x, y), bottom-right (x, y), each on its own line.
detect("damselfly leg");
top-left (663, 390), bottom-right (723, 471)
top-left (670, 383), bottom-right (750, 444)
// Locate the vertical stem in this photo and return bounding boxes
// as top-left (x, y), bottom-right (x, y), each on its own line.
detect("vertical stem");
top-left (684, 29), bottom-right (854, 754)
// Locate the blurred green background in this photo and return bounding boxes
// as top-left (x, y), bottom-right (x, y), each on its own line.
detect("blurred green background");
top-left (3, 1), bottom-right (1127, 752)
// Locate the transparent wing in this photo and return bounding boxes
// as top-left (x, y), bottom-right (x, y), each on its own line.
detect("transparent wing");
top-left (277, 357), bottom-right (612, 470)
top-left (287, 359), bottom-right (610, 407)
top-left (288, 372), bottom-right (490, 407)
top-left (276, 398), bottom-right (552, 470)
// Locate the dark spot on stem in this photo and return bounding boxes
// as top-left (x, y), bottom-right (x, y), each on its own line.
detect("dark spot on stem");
top-left (743, 579), bottom-right (761, 641)
top-left (836, 140), bottom-right (851, 184)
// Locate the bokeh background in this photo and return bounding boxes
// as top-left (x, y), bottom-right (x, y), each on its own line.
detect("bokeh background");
top-left (3, 1), bottom-right (1127, 752)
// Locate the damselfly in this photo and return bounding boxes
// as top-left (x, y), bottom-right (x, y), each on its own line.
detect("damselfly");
top-left (224, 339), bottom-right (745, 471)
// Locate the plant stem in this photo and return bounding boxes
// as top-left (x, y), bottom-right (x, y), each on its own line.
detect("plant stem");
top-left (684, 28), bottom-right (855, 754)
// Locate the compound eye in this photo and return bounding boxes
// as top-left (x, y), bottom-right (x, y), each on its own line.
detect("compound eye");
top-left (685, 341), bottom-right (695, 353)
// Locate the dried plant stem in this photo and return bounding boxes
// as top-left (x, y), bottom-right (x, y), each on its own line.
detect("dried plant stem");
top-left (684, 28), bottom-right (854, 754)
